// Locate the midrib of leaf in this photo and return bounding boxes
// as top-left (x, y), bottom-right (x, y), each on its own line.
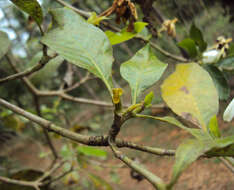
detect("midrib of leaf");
top-left (133, 65), bottom-right (155, 104)
top-left (133, 79), bottom-right (140, 104)
top-left (45, 29), bottom-right (112, 96)
top-left (84, 50), bottom-right (112, 96)
top-left (70, 43), bottom-right (112, 95)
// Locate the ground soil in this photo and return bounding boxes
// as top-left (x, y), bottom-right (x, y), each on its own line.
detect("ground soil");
top-left (1, 112), bottom-right (234, 190)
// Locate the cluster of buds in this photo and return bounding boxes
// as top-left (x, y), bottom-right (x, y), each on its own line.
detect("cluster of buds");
top-left (215, 36), bottom-right (232, 55)
top-left (158, 18), bottom-right (178, 38)
top-left (202, 36), bottom-right (232, 64)
top-left (100, 0), bottom-right (138, 32)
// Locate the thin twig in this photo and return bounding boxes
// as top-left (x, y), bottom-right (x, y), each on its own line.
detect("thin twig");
top-left (0, 97), bottom-right (173, 156)
top-left (54, 0), bottom-right (188, 62)
top-left (6, 53), bottom-right (165, 109)
top-left (6, 53), bottom-right (59, 161)
top-left (0, 98), bottom-right (231, 158)
top-left (0, 176), bottom-right (41, 190)
top-left (54, 0), bottom-right (91, 17)
top-left (220, 158), bottom-right (234, 174)
top-left (0, 54), bottom-right (51, 84)
top-left (107, 100), bottom-right (167, 190)
top-left (36, 160), bottom-right (66, 183)
top-left (34, 96), bottom-right (59, 160)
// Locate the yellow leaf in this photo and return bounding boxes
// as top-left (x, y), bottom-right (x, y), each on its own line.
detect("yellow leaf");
top-left (161, 63), bottom-right (219, 130)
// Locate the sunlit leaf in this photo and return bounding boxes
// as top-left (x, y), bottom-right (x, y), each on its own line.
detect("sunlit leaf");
top-left (161, 63), bottom-right (219, 130)
top-left (105, 22), bottom-right (148, 45)
top-left (203, 65), bottom-right (230, 100)
top-left (121, 44), bottom-right (167, 104)
top-left (77, 146), bottom-right (107, 159)
top-left (207, 115), bottom-right (221, 138)
top-left (10, 0), bottom-right (43, 25)
top-left (178, 38), bottom-right (197, 58)
top-left (0, 31), bottom-right (10, 59)
top-left (144, 91), bottom-right (154, 108)
top-left (41, 8), bottom-right (113, 95)
top-left (87, 12), bottom-right (108, 26)
top-left (189, 23), bottom-right (207, 52)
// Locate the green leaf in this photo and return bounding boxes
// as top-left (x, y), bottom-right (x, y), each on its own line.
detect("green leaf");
top-left (10, 0), bottom-right (43, 25)
top-left (120, 44), bottom-right (167, 104)
top-left (136, 114), bottom-right (209, 141)
top-left (178, 38), bottom-right (197, 58)
top-left (144, 91), bottom-right (154, 108)
top-left (216, 56), bottom-right (234, 71)
top-left (203, 65), bottom-right (230, 100)
top-left (206, 136), bottom-right (234, 157)
top-left (0, 31), bottom-right (10, 59)
top-left (208, 115), bottom-right (221, 138)
top-left (170, 139), bottom-right (206, 187)
top-left (41, 8), bottom-right (113, 95)
top-left (87, 12), bottom-right (108, 26)
top-left (170, 134), bottom-right (234, 186)
top-left (105, 22), bottom-right (148, 45)
top-left (77, 146), bottom-right (107, 159)
top-left (88, 173), bottom-right (113, 190)
top-left (189, 23), bottom-right (207, 52)
top-left (161, 63), bottom-right (219, 130)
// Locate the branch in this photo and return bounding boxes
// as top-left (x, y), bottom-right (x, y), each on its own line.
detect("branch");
top-left (220, 157), bottom-right (234, 174)
top-left (109, 141), bottom-right (167, 190)
top-left (6, 53), bottom-right (59, 161)
top-left (54, 0), bottom-right (91, 17)
top-left (0, 97), bottom-right (173, 157)
top-left (107, 101), bottom-right (167, 190)
top-left (54, 0), bottom-right (188, 63)
top-left (0, 98), bottom-right (230, 158)
top-left (0, 176), bottom-right (41, 190)
top-left (0, 160), bottom-right (66, 190)
top-left (34, 96), bottom-right (59, 160)
top-left (0, 54), bottom-right (52, 84)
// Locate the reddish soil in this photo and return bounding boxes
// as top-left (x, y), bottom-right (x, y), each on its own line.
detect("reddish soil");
top-left (1, 113), bottom-right (234, 190)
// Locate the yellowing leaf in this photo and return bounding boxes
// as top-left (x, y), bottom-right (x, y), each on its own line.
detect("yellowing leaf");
top-left (161, 63), bottom-right (219, 130)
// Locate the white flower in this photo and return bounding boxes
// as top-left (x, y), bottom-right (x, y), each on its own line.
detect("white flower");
top-left (202, 49), bottom-right (221, 64)
top-left (223, 98), bottom-right (234, 122)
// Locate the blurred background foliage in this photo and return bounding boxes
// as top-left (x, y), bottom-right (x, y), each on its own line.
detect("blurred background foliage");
top-left (0, 0), bottom-right (234, 190)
